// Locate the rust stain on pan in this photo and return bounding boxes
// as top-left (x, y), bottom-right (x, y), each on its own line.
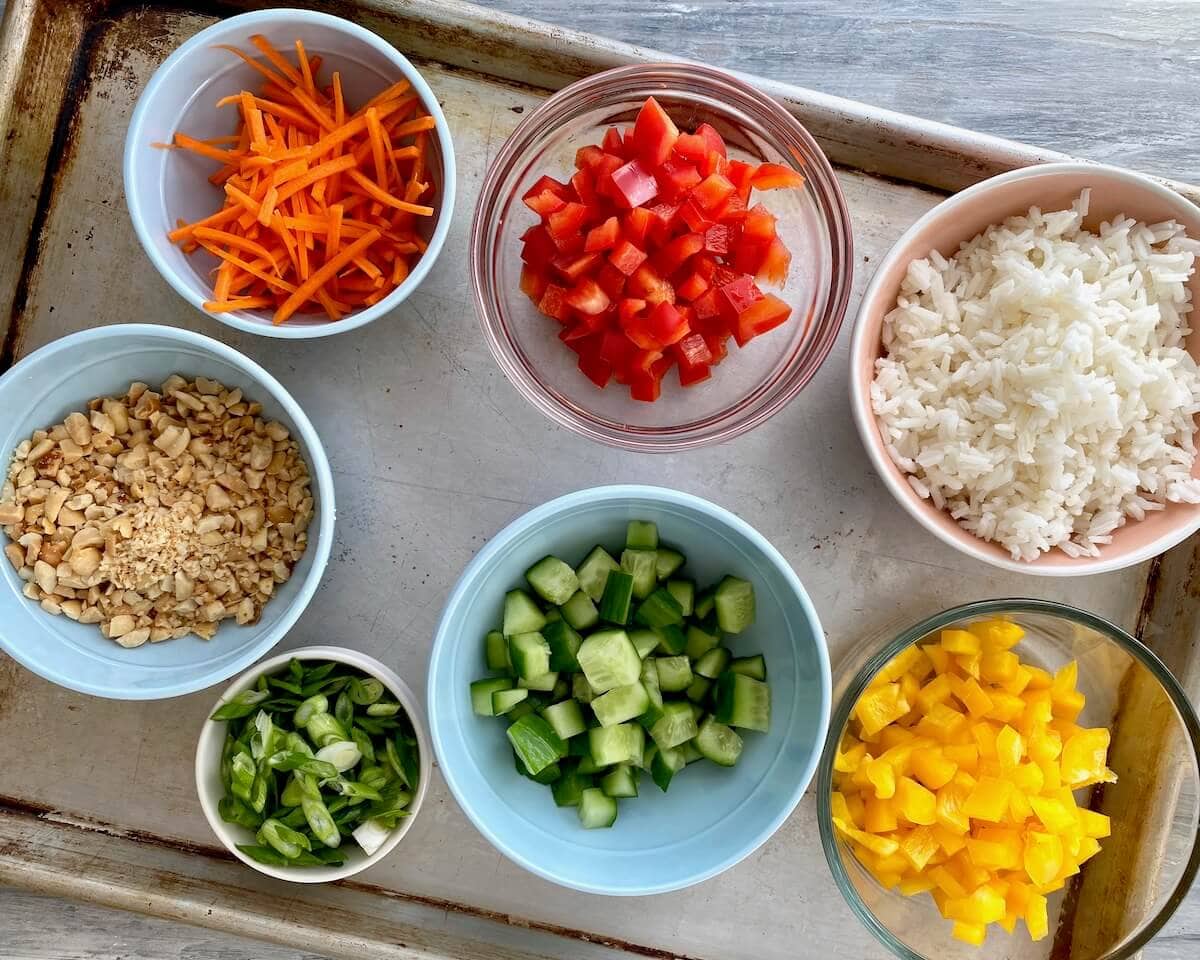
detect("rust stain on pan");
top-left (1133, 554), bottom-right (1164, 642)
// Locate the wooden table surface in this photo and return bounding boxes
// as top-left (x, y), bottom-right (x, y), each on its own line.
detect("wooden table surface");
top-left (2, 0), bottom-right (1198, 957)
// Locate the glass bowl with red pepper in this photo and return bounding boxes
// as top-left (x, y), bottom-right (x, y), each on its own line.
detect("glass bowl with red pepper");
top-left (471, 62), bottom-right (854, 451)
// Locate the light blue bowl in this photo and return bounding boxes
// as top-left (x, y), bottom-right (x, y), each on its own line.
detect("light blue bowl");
top-left (0, 325), bottom-right (335, 699)
top-left (428, 484), bottom-right (831, 895)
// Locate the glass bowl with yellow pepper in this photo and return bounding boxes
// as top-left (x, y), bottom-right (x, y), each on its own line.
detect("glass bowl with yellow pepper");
top-left (816, 599), bottom-right (1200, 960)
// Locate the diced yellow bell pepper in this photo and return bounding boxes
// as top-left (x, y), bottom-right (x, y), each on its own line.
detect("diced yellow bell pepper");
top-left (1076, 807), bottom-right (1111, 839)
top-left (945, 883), bottom-right (1006, 925)
top-left (995, 725), bottom-right (1024, 772)
top-left (943, 743), bottom-right (979, 774)
top-left (844, 790), bottom-right (865, 827)
top-left (1009, 761), bottom-right (1044, 796)
top-left (1028, 725), bottom-right (1062, 763)
top-left (971, 721), bottom-right (999, 759)
top-left (1008, 788), bottom-right (1033, 822)
top-left (952, 921), bottom-right (987, 946)
top-left (956, 653), bottom-right (982, 680)
top-left (968, 619), bottom-right (1024, 651)
top-left (833, 816), bottom-right (899, 856)
top-left (1023, 831), bottom-right (1063, 886)
top-left (877, 644), bottom-right (930, 683)
top-left (1052, 688), bottom-right (1086, 721)
top-left (895, 776), bottom-right (937, 825)
top-left (916, 673), bottom-right (955, 712)
top-left (935, 780), bottom-right (972, 834)
top-left (1024, 891), bottom-right (1049, 940)
top-left (951, 676), bottom-right (994, 718)
top-left (951, 851), bottom-right (993, 892)
top-left (1018, 690), bottom-right (1053, 731)
top-left (941, 629), bottom-right (981, 655)
top-left (1076, 836), bottom-right (1102, 863)
top-left (1051, 660), bottom-right (1077, 694)
top-left (966, 837), bottom-right (1020, 871)
top-left (1001, 664), bottom-right (1034, 696)
top-left (998, 910), bottom-right (1019, 934)
top-left (980, 649), bottom-right (1019, 683)
top-left (911, 746), bottom-right (958, 790)
top-left (928, 863), bottom-right (967, 897)
top-left (830, 791), bottom-right (855, 826)
top-left (899, 875), bottom-right (937, 896)
top-left (864, 794), bottom-right (898, 833)
top-left (1026, 665), bottom-right (1053, 689)
top-left (986, 691), bottom-right (1027, 724)
top-left (1028, 795), bottom-right (1076, 833)
top-left (917, 702), bottom-right (969, 742)
top-left (923, 643), bottom-right (953, 675)
top-left (865, 757), bottom-right (897, 799)
top-left (877, 725), bottom-right (919, 752)
top-left (963, 776), bottom-right (1011, 822)
top-left (1037, 757), bottom-right (1062, 791)
top-left (899, 826), bottom-right (940, 872)
top-left (934, 825), bottom-right (967, 856)
top-left (833, 738), bottom-right (867, 774)
top-left (1061, 728), bottom-right (1113, 787)
top-left (854, 681), bottom-right (911, 737)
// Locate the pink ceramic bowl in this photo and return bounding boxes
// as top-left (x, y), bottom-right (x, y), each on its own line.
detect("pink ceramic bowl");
top-left (850, 162), bottom-right (1200, 576)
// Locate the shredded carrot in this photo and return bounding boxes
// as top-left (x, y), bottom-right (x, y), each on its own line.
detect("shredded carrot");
top-left (166, 38), bottom-right (437, 323)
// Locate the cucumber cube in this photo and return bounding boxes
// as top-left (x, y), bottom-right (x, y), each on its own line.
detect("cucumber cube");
top-left (714, 576), bottom-right (755, 633)
top-left (576, 546), bottom-right (621, 602)
top-left (685, 623), bottom-right (721, 660)
top-left (542, 699), bottom-right (587, 740)
top-left (517, 670), bottom-right (559, 692)
top-left (588, 723), bottom-right (644, 767)
top-left (591, 682), bottom-right (651, 727)
top-left (714, 673), bottom-right (771, 732)
top-left (484, 630), bottom-right (510, 672)
top-left (686, 675), bottom-right (712, 703)
top-left (601, 763), bottom-right (639, 798)
top-left (543, 620), bottom-right (583, 672)
top-left (525, 555), bottom-right (580, 606)
top-left (559, 590), bottom-right (600, 631)
top-left (654, 623), bottom-right (687, 655)
top-left (651, 743), bottom-right (686, 792)
top-left (576, 629), bottom-right (642, 692)
top-left (654, 547), bottom-right (685, 581)
top-left (470, 677), bottom-right (513, 716)
top-left (543, 607), bottom-right (561, 622)
top-left (507, 700), bottom-right (536, 720)
top-left (598, 571), bottom-right (634, 624)
top-left (503, 589), bottom-right (547, 637)
top-left (633, 588), bottom-right (684, 630)
top-left (507, 714), bottom-right (566, 776)
top-left (693, 585), bottom-right (717, 620)
top-left (629, 628), bottom-right (661, 659)
top-left (572, 673), bottom-right (598, 704)
top-left (665, 579), bottom-right (695, 616)
top-left (695, 716), bottom-right (744, 766)
top-left (551, 765), bottom-right (591, 807)
top-left (620, 549), bottom-right (658, 599)
top-left (649, 701), bottom-right (699, 750)
top-left (640, 658), bottom-right (664, 717)
top-left (508, 632), bottom-right (550, 680)
top-left (729, 654), bottom-right (767, 681)
top-left (492, 688), bottom-right (529, 715)
top-left (626, 520), bottom-right (659, 550)
top-left (578, 787), bottom-right (618, 828)
top-left (680, 740), bottom-right (704, 764)
top-left (654, 655), bottom-right (693, 693)
top-left (694, 647), bottom-right (731, 679)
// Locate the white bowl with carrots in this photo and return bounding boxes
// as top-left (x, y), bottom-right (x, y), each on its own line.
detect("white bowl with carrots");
top-left (123, 8), bottom-right (456, 338)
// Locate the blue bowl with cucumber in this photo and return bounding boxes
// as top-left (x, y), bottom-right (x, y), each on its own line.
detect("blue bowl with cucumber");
top-left (427, 484), bottom-right (831, 895)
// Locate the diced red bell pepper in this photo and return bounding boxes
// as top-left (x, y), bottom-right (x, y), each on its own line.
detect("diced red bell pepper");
top-left (628, 264), bottom-right (675, 305)
top-left (677, 361), bottom-right (711, 387)
top-left (632, 96), bottom-right (679, 167)
top-left (520, 225), bottom-right (557, 269)
top-left (602, 126), bottom-right (626, 157)
top-left (672, 132), bottom-right (710, 165)
top-left (734, 293), bottom-right (792, 346)
top-left (751, 162), bottom-right (806, 191)
top-left (740, 203), bottom-right (778, 244)
top-left (520, 265), bottom-right (548, 302)
top-left (522, 174), bottom-right (569, 203)
top-left (692, 254), bottom-right (718, 280)
top-left (629, 348), bottom-right (665, 375)
top-left (676, 271), bottom-right (709, 302)
top-left (538, 283), bottom-right (572, 323)
top-left (703, 223), bottom-right (731, 255)
top-left (552, 251), bottom-right (601, 283)
top-left (619, 306), bottom-right (662, 351)
top-left (645, 301), bottom-right (690, 346)
top-left (595, 261), bottom-right (628, 300)
top-left (692, 288), bottom-right (721, 323)
top-left (726, 160), bottom-right (756, 196)
top-left (677, 199), bottom-right (713, 233)
top-left (630, 372), bottom-right (663, 402)
top-left (653, 232), bottom-right (704, 277)
top-left (622, 208), bottom-right (654, 248)
top-left (715, 192), bottom-right (748, 221)
top-left (692, 173), bottom-right (736, 211)
top-left (578, 352), bottom-right (613, 388)
top-left (703, 332), bottom-right (729, 364)
top-left (733, 239), bottom-right (769, 276)
top-left (570, 168), bottom-right (598, 207)
top-left (756, 236), bottom-right (791, 286)
top-left (591, 154), bottom-right (625, 201)
top-left (584, 216), bottom-right (621, 253)
top-left (718, 274), bottom-right (764, 322)
top-left (565, 278), bottom-right (611, 315)
top-left (599, 329), bottom-right (638, 368)
top-left (645, 202), bottom-right (680, 246)
top-left (656, 158), bottom-right (702, 198)
top-left (609, 238), bottom-right (648, 276)
top-left (559, 323), bottom-right (593, 345)
top-left (547, 202), bottom-right (589, 243)
top-left (673, 331), bottom-right (713, 368)
top-left (524, 187), bottom-right (567, 217)
top-left (618, 297), bottom-right (647, 324)
top-left (695, 122), bottom-right (727, 158)
top-left (575, 145), bottom-right (604, 170)
top-left (609, 158), bottom-right (659, 208)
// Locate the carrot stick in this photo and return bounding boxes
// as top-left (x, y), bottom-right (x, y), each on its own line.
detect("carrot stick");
top-left (332, 72), bottom-right (345, 126)
top-left (274, 154), bottom-right (358, 206)
top-left (173, 133), bottom-right (235, 163)
top-left (204, 296), bottom-right (274, 312)
top-left (391, 116), bottom-right (437, 140)
top-left (216, 94), bottom-right (319, 131)
top-left (240, 92), bottom-right (267, 148)
top-left (327, 204), bottom-right (344, 259)
top-left (289, 85), bottom-right (336, 131)
top-left (249, 35), bottom-right (304, 86)
top-left (295, 39), bottom-right (316, 96)
top-left (274, 229), bottom-right (380, 324)
top-left (315, 289), bottom-right (344, 321)
top-left (168, 205), bottom-right (243, 242)
top-left (197, 241), bottom-right (294, 291)
top-left (193, 226), bottom-right (275, 262)
top-left (364, 108), bottom-right (389, 191)
top-left (345, 169), bottom-right (434, 215)
top-left (354, 80), bottom-right (412, 116)
top-left (215, 44), bottom-right (291, 90)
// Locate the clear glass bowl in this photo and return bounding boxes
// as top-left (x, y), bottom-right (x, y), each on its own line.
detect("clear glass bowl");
top-left (470, 63), bottom-right (854, 451)
top-left (816, 599), bottom-right (1200, 960)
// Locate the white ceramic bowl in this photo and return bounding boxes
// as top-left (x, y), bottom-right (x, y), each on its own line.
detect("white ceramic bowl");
top-left (123, 8), bottom-right (456, 339)
top-left (0, 324), bottom-right (335, 699)
top-left (195, 645), bottom-right (432, 883)
top-left (850, 162), bottom-right (1200, 576)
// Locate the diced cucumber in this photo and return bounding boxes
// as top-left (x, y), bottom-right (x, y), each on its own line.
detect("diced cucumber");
top-left (657, 624), bottom-right (686, 657)
top-left (688, 702), bottom-right (704, 725)
top-left (655, 655), bottom-right (693, 693)
top-left (695, 716), bottom-right (744, 766)
top-left (591, 682), bottom-right (650, 727)
top-left (572, 673), bottom-right (597, 704)
top-left (588, 723), bottom-right (644, 767)
top-left (729, 654), bottom-right (766, 681)
top-left (492, 688), bottom-right (529, 715)
top-left (543, 699), bottom-right (587, 740)
top-left (508, 700), bottom-right (536, 720)
top-left (518, 670), bottom-right (559, 692)
top-left (651, 743), bottom-right (686, 792)
top-left (640, 742), bottom-right (658, 772)
top-left (503, 589), bottom-right (547, 636)
top-left (508, 631), bottom-right (550, 681)
top-left (601, 763), bottom-right (639, 798)
top-left (578, 787), bottom-right (618, 828)
top-left (634, 588), bottom-right (684, 630)
top-left (639, 659), bottom-right (665, 728)
top-left (559, 590), bottom-right (599, 631)
top-left (621, 549), bottom-right (658, 599)
top-left (543, 620), bottom-right (583, 672)
top-left (714, 673), bottom-right (771, 732)
top-left (551, 765), bottom-right (591, 807)
top-left (551, 675), bottom-right (570, 701)
top-left (598, 571), bottom-right (634, 624)
top-left (626, 520), bottom-right (658, 550)
top-left (629, 629), bottom-right (661, 659)
top-left (544, 607), bottom-right (561, 622)
top-left (525, 556), bottom-right (580, 606)
top-left (685, 623), bottom-right (721, 660)
top-left (680, 740), bottom-right (704, 764)
top-left (665, 579), bottom-right (695, 616)
top-left (576, 754), bottom-right (607, 775)
top-left (484, 630), bottom-right (510, 672)
top-left (655, 547), bottom-right (685, 581)
top-left (714, 576), bottom-right (755, 633)
top-left (694, 647), bottom-right (731, 680)
top-left (650, 701), bottom-right (699, 750)
top-left (507, 714), bottom-right (567, 775)
top-left (576, 546), bottom-right (621, 602)
top-left (685, 676), bottom-right (712, 703)
top-left (470, 677), bottom-right (513, 716)
top-left (577, 629), bottom-right (642, 692)
top-left (514, 752), bottom-right (561, 784)
top-left (694, 585), bottom-right (716, 620)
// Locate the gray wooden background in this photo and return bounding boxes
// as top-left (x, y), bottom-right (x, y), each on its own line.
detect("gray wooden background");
top-left (2, 0), bottom-right (1198, 957)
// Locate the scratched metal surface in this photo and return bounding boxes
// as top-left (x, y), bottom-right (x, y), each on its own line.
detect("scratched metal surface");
top-left (0, 1), bottom-right (1195, 959)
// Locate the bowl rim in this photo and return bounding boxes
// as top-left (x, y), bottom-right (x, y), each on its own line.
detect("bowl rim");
top-left (122, 7), bottom-right (457, 340)
top-left (471, 61), bottom-right (854, 452)
top-left (848, 160), bottom-right (1200, 576)
top-left (0, 323), bottom-right (335, 700)
top-left (426, 482), bottom-right (832, 895)
top-left (194, 643), bottom-right (432, 883)
top-left (815, 597), bottom-right (1200, 960)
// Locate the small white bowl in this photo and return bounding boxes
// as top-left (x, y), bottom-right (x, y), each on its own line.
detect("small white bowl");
top-left (195, 645), bottom-right (431, 883)
top-left (124, 8), bottom-right (456, 339)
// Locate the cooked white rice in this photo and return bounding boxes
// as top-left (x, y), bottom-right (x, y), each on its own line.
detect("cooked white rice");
top-left (871, 190), bottom-right (1200, 561)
